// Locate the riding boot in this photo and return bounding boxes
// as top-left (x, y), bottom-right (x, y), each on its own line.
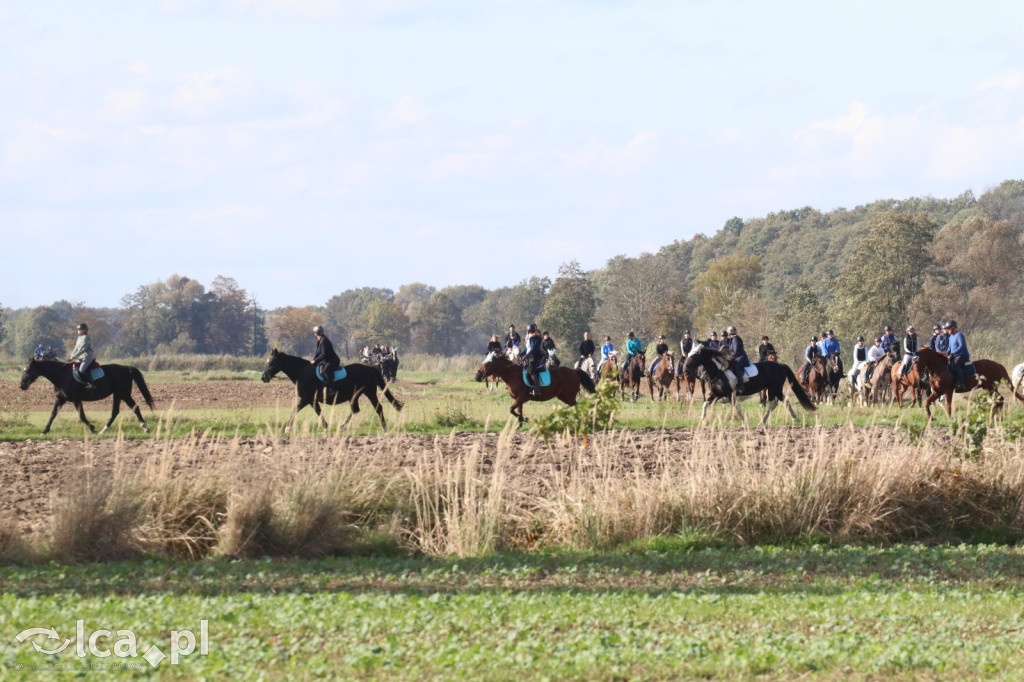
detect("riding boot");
top-left (528, 373), bottom-right (541, 396)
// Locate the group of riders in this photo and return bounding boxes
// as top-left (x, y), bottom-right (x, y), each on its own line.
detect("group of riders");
top-left (799, 320), bottom-right (971, 392)
top-left (493, 317), bottom-right (974, 399)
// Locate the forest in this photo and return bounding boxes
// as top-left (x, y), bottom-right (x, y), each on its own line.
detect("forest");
top-left (3, 179), bottom-right (1022, 366)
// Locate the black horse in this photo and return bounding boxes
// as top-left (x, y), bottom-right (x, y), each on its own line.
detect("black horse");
top-left (380, 349), bottom-right (399, 382)
top-left (19, 359), bottom-right (156, 435)
top-left (683, 344), bottom-right (816, 426)
top-left (261, 349), bottom-right (403, 432)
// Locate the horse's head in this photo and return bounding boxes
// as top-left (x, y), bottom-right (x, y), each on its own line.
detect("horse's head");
top-left (475, 351), bottom-right (501, 382)
top-left (19, 359), bottom-right (43, 391)
top-left (261, 348), bottom-right (282, 383)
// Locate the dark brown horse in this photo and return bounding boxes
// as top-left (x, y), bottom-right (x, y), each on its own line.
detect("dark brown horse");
top-left (475, 352), bottom-right (596, 424)
top-left (598, 354), bottom-right (619, 384)
top-left (620, 351), bottom-right (646, 402)
top-left (890, 358), bottom-right (929, 409)
top-left (916, 348), bottom-right (1011, 418)
top-left (648, 351), bottom-right (675, 401)
top-left (802, 357), bottom-right (828, 404)
top-left (19, 359), bottom-right (155, 435)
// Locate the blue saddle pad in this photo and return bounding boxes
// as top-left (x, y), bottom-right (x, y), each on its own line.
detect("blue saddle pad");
top-left (74, 365), bottom-right (104, 384)
top-left (315, 366), bottom-right (348, 382)
top-left (523, 368), bottom-right (551, 388)
top-left (963, 362), bottom-right (977, 378)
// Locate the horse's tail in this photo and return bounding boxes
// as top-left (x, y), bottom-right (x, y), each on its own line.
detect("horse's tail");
top-left (782, 364), bottom-right (816, 412)
top-left (374, 365), bottom-right (404, 412)
top-left (577, 369), bottom-right (597, 393)
top-left (130, 366), bottom-right (156, 409)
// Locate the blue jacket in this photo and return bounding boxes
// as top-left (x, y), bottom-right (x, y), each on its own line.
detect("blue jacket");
top-left (929, 333), bottom-right (948, 352)
top-left (626, 337), bottom-right (644, 355)
top-left (822, 337), bottom-right (841, 356)
top-left (728, 335), bottom-right (749, 366)
top-left (805, 344), bottom-right (819, 362)
top-left (947, 331), bottom-right (969, 360)
top-left (601, 342), bottom-right (614, 358)
top-left (880, 333), bottom-right (898, 354)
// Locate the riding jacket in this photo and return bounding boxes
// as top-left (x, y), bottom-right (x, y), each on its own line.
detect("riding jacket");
top-left (601, 342), bottom-right (614, 362)
top-left (680, 337), bottom-right (694, 355)
top-left (902, 334), bottom-right (919, 357)
top-left (487, 340), bottom-right (502, 355)
top-left (313, 335), bottom-right (340, 366)
top-left (505, 331), bottom-right (521, 349)
top-left (626, 337), bottom-right (644, 355)
top-left (655, 341), bottom-right (669, 356)
top-left (578, 338), bottom-right (595, 358)
top-left (852, 344), bottom-right (868, 364)
top-left (867, 344), bottom-right (886, 363)
top-left (70, 333), bottom-right (95, 369)
top-left (804, 344), bottom-right (820, 362)
top-left (822, 337), bottom-right (841, 356)
top-left (947, 331), bottom-right (969, 360)
top-left (727, 335), bottom-right (750, 369)
top-left (880, 332), bottom-right (899, 355)
top-left (757, 342), bottom-right (775, 362)
top-left (929, 332), bottom-right (948, 352)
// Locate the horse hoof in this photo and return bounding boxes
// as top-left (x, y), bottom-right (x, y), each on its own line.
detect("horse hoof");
top-left (100, 426), bottom-right (109, 434)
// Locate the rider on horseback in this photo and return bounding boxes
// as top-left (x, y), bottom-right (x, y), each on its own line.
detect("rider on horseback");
top-left (487, 334), bottom-right (503, 355)
top-left (680, 330), bottom-right (694, 356)
top-left (703, 330), bottom-right (720, 351)
top-left (822, 329), bottom-right (843, 378)
top-left (505, 325), bottom-right (522, 358)
top-left (649, 334), bottom-right (669, 375)
top-left (600, 336), bottom-right (615, 364)
top-left (944, 320), bottom-right (969, 391)
top-left (524, 323), bottom-right (545, 396)
top-left (69, 322), bottom-right (96, 389)
top-left (929, 323), bottom-right (948, 352)
top-left (575, 331), bottom-right (595, 371)
top-left (799, 335), bottom-right (820, 385)
top-left (848, 335), bottom-right (868, 385)
top-left (312, 325), bottom-right (340, 395)
top-left (724, 325), bottom-right (751, 391)
top-left (622, 331), bottom-right (644, 374)
top-left (757, 335), bottom-right (776, 363)
top-left (899, 325), bottom-right (919, 378)
top-left (880, 325), bottom-right (899, 355)
top-left (864, 336), bottom-right (886, 383)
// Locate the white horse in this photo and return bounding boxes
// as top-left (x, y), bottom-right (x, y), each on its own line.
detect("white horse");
top-left (1012, 362), bottom-right (1024, 402)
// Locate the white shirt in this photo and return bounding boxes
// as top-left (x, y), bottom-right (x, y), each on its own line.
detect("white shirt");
top-left (867, 345), bottom-right (886, 362)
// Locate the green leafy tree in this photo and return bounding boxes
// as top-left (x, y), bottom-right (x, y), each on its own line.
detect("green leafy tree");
top-left (12, 306), bottom-right (66, 357)
top-left (362, 300), bottom-right (411, 349)
top-left (692, 253), bottom-right (762, 334)
top-left (536, 260), bottom-right (596, 346)
top-left (772, 278), bottom-right (827, 365)
top-left (411, 293), bottom-right (464, 356)
top-left (205, 276), bottom-right (253, 355)
top-left (828, 211), bottom-right (936, 335)
top-left (593, 253), bottom-right (666, 342)
top-left (322, 287), bottom-right (394, 357)
top-left (266, 306), bottom-right (324, 355)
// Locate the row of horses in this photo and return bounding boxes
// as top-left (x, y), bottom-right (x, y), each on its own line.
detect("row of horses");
top-left (17, 345), bottom-right (1024, 435)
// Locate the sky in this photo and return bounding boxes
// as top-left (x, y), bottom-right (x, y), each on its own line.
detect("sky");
top-left (3, 0), bottom-right (1024, 310)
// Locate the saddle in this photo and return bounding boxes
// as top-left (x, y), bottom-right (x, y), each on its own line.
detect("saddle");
top-left (73, 360), bottom-right (104, 384)
top-left (522, 368), bottom-right (552, 388)
top-left (315, 365), bottom-right (348, 383)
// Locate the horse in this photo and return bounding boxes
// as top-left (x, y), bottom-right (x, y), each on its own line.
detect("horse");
top-left (597, 353), bottom-right (619, 384)
top-left (801, 356), bottom-right (828, 404)
top-left (1013, 362), bottom-right (1024, 403)
top-left (674, 354), bottom-right (704, 401)
top-left (682, 345), bottom-right (816, 426)
top-left (824, 353), bottom-right (843, 402)
top-left (380, 349), bottom-right (399, 382)
top-left (648, 350), bottom-right (675, 401)
top-left (915, 347), bottom-right (1012, 418)
top-left (619, 351), bottom-right (646, 402)
top-left (574, 355), bottom-right (598, 383)
top-left (474, 351), bottom-right (596, 424)
top-left (890, 358), bottom-right (929, 409)
top-left (19, 359), bottom-right (156, 435)
top-left (261, 349), bottom-right (403, 432)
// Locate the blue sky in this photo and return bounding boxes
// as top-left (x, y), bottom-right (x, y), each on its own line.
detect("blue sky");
top-left (3, 1), bottom-right (1023, 310)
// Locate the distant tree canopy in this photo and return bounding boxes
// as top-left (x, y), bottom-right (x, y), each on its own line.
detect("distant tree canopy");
top-left (4, 180), bottom-right (1024, 361)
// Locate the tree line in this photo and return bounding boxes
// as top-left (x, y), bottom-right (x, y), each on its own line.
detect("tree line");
top-left (3, 180), bottom-right (1023, 364)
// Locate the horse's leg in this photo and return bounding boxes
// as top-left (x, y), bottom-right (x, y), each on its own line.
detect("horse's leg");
top-left (366, 390), bottom-right (387, 431)
top-left (700, 399), bottom-right (712, 421)
top-left (100, 395), bottom-right (123, 433)
top-left (118, 393), bottom-right (150, 432)
top-left (732, 396), bottom-right (747, 427)
top-left (42, 396), bottom-right (67, 435)
top-left (73, 401), bottom-right (97, 434)
top-left (760, 398), bottom-right (778, 427)
top-left (284, 395), bottom-right (310, 434)
top-left (510, 398), bottom-right (526, 424)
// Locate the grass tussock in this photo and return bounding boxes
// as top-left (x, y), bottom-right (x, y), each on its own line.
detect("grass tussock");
top-left (8, 412), bottom-right (1024, 564)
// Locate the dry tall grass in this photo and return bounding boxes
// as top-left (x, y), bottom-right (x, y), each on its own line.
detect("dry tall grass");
top-left (11, 415), bottom-right (1024, 563)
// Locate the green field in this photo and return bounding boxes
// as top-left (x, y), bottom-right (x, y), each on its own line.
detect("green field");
top-left (4, 544), bottom-right (1024, 679)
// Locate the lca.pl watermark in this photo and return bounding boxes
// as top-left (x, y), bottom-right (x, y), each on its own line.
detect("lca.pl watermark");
top-left (15, 619), bottom-right (209, 669)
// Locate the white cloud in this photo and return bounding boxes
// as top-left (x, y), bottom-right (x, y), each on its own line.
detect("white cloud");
top-left (975, 69), bottom-right (1024, 92)
top-left (172, 66), bottom-right (250, 117)
top-left (100, 88), bottom-right (148, 121)
top-left (392, 95), bottom-right (428, 124)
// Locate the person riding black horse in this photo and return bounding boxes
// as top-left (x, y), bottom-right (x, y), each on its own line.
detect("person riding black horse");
top-left (69, 322), bottom-right (96, 389)
top-left (943, 320), bottom-right (970, 391)
top-left (523, 323), bottom-right (546, 396)
top-left (799, 335), bottom-right (820, 385)
top-left (724, 326), bottom-right (751, 392)
top-left (312, 325), bottom-right (341, 398)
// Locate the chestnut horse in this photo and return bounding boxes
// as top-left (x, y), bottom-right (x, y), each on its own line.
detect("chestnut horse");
top-left (648, 350), bottom-right (675, 401)
top-left (915, 348), bottom-right (1012, 418)
top-left (674, 354), bottom-right (704, 401)
top-left (802, 357), bottom-right (828, 404)
top-left (475, 352), bottom-right (596, 424)
top-left (890, 358), bottom-right (929, 409)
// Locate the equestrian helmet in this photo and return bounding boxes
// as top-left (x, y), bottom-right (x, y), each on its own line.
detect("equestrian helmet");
top-left (658, 334), bottom-right (666, 339)
top-left (627, 330), bottom-right (635, 337)
top-left (874, 336), bottom-right (882, 343)
top-left (727, 326), bottom-right (736, 334)
top-left (77, 323), bottom-right (88, 331)
top-left (826, 329), bottom-right (834, 335)
top-left (906, 325), bottom-right (915, 332)
top-left (527, 323), bottom-right (538, 333)
top-left (810, 335), bottom-right (818, 341)
top-left (605, 336), bottom-right (611, 341)
top-left (933, 324), bottom-right (941, 330)
top-left (945, 320), bottom-right (958, 329)
top-left (856, 335), bottom-right (865, 342)
top-left (312, 325), bottom-right (324, 335)
top-left (884, 325), bottom-right (892, 331)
